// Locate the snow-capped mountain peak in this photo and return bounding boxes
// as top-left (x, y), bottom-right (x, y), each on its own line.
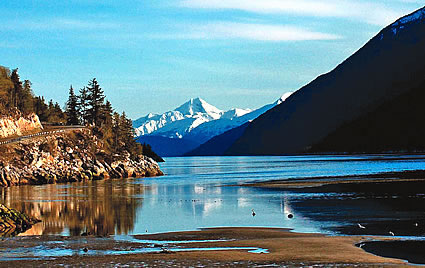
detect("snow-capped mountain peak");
top-left (133, 93), bottom-right (293, 141)
top-left (175, 97), bottom-right (223, 119)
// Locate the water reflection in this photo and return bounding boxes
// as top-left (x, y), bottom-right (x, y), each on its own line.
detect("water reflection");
top-left (0, 180), bottom-right (144, 236)
top-left (1, 155), bottom-right (425, 237)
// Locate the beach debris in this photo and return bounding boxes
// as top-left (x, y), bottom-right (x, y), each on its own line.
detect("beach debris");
top-left (287, 214), bottom-right (294, 219)
top-left (83, 247), bottom-right (88, 252)
top-left (161, 247), bottom-right (173, 254)
top-left (252, 209), bottom-right (256, 217)
top-left (357, 223), bottom-right (366, 229)
top-left (389, 231), bottom-right (395, 236)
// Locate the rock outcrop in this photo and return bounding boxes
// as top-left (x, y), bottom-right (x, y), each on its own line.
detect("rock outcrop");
top-left (0, 113), bottom-right (43, 138)
top-left (0, 203), bottom-right (40, 237)
top-left (0, 129), bottom-right (163, 187)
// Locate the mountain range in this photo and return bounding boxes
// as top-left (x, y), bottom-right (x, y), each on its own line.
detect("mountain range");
top-left (133, 93), bottom-right (292, 156)
top-left (224, 6), bottom-right (425, 155)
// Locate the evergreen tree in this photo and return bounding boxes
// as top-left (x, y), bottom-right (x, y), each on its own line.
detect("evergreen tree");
top-left (10, 68), bottom-right (23, 108)
top-left (65, 85), bottom-right (80, 125)
top-left (78, 86), bottom-right (90, 125)
top-left (0, 66), bottom-right (13, 112)
top-left (34, 96), bottom-right (49, 121)
top-left (21, 80), bottom-right (34, 114)
top-left (111, 112), bottom-right (122, 152)
top-left (86, 78), bottom-right (105, 126)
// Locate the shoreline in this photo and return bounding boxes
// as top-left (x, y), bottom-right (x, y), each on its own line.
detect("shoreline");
top-left (239, 169), bottom-right (425, 189)
top-left (0, 227), bottom-right (408, 267)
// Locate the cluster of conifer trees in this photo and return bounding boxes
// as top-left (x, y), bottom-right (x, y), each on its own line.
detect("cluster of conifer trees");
top-left (0, 65), bottom-right (161, 161)
top-left (0, 66), bottom-right (65, 122)
top-left (65, 78), bottom-right (146, 159)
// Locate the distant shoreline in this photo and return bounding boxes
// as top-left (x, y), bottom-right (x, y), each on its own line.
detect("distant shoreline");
top-left (238, 169), bottom-right (425, 189)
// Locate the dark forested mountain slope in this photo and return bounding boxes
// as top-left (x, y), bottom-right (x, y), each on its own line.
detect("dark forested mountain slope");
top-left (226, 7), bottom-right (425, 155)
top-left (309, 80), bottom-right (425, 153)
top-left (185, 122), bottom-right (249, 156)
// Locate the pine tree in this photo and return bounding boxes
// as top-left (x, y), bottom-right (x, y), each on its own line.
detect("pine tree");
top-left (65, 85), bottom-right (80, 125)
top-left (10, 68), bottom-right (23, 109)
top-left (0, 66), bottom-right (13, 113)
top-left (111, 112), bottom-right (122, 153)
top-left (21, 80), bottom-right (34, 114)
top-left (78, 86), bottom-right (90, 125)
top-left (34, 96), bottom-right (49, 121)
top-left (86, 78), bottom-right (105, 126)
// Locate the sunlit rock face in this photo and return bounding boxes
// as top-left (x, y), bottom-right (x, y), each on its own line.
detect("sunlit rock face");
top-left (0, 129), bottom-right (163, 187)
top-left (0, 113), bottom-right (43, 138)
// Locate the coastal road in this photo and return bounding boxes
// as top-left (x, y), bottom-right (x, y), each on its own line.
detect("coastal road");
top-left (0, 125), bottom-right (86, 146)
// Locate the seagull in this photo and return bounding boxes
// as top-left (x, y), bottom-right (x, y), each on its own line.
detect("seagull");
top-left (358, 223), bottom-right (366, 229)
top-left (415, 223), bottom-right (419, 227)
top-left (252, 209), bottom-right (256, 217)
top-left (389, 231), bottom-right (395, 236)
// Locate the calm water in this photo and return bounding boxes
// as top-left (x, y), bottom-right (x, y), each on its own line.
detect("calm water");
top-left (2, 155), bottom-right (425, 237)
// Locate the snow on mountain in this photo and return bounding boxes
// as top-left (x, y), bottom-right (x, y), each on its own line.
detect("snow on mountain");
top-left (186, 92), bottom-right (293, 143)
top-left (133, 98), bottom-right (226, 138)
top-left (383, 7), bottom-right (425, 37)
top-left (175, 97), bottom-right (223, 119)
top-left (133, 93), bottom-right (293, 142)
top-left (221, 108), bottom-right (252, 120)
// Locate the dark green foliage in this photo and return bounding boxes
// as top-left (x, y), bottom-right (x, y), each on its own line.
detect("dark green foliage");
top-left (0, 66), bottom-right (65, 122)
top-left (65, 86), bottom-right (80, 125)
top-left (86, 78), bottom-right (105, 127)
top-left (0, 65), bottom-right (160, 161)
top-left (21, 80), bottom-right (34, 114)
top-left (69, 79), bottom-right (159, 161)
top-left (77, 86), bottom-right (90, 124)
top-left (0, 66), bottom-right (13, 112)
top-left (140, 143), bottom-right (164, 162)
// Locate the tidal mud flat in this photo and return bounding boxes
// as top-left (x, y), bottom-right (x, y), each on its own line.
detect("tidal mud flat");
top-left (1, 156), bottom-right (425, 266)
top-left (242, 170), bottom-right (425, 265)
top-left (0, 228), bottom-right (407, 267)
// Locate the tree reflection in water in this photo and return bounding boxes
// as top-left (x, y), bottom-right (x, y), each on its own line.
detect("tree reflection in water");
top-left (0, 179), bottom-right (144, 236)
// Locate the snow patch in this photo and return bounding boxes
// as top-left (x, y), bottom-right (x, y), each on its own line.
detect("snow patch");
top-left (133, 93), bottom-right (293, 142)
top-left (389, 7), bottom-right (425, 36)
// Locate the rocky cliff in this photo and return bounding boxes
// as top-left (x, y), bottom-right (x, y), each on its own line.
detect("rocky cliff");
top-left (0, 113), bottom-right (43, 138)
top-left (0, 129), bottom-right (163, 187)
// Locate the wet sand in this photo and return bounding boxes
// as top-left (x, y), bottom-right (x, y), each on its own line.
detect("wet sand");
top-left (0, 227), bottom-right (407, 267)
top-left (243, 170), bottom-right (425, 189)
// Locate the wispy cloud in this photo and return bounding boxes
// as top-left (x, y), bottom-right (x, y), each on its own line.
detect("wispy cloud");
top-left (1, 18), bottom-right (119, 31)
top-left (178, 0), bottom-right (411, 26)
top-left (151, 22), bottom-right (341, 41)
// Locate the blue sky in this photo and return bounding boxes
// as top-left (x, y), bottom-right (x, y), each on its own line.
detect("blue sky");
top-left (0, 0), bottom-right (423, 119)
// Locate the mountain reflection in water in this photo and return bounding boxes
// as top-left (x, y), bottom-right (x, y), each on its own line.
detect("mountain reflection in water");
top-left (0, 180), bottom-right (144, 236)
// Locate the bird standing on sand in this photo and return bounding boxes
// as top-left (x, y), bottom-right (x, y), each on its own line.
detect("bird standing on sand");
top-left (252, 209), bottom-right (256, 217)
top-left (358, 223), bottom-right (366, 229)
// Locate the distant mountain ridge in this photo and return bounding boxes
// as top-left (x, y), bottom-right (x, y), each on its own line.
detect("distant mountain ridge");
top-left (226, 6), bottom-right (425, 155)
top-left (133, 93), bottom-right (292, 156)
